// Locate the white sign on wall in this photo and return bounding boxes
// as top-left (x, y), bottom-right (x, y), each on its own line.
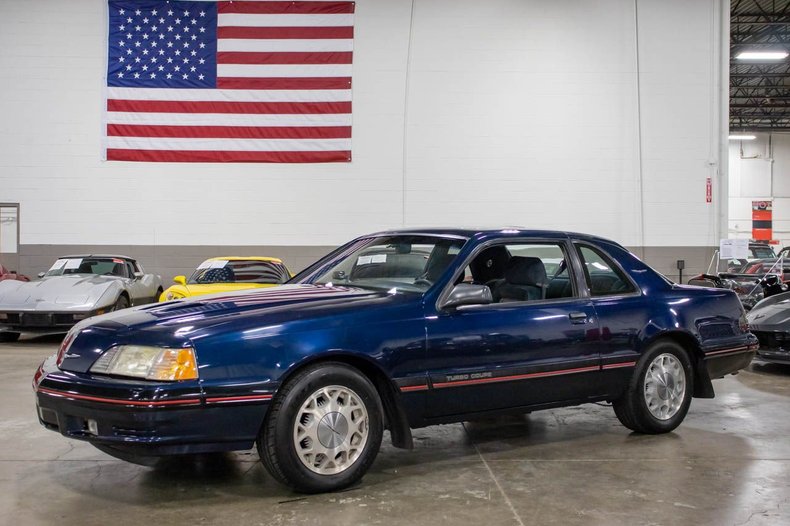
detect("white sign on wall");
top-left (720, 239), bottom-right (749, 260)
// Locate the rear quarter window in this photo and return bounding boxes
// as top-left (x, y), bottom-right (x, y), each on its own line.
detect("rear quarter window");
top-left (576, 245), bottom-right (636, 297)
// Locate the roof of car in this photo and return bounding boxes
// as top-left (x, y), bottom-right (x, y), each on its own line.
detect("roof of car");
top-left (60, 254), bottom-right (134, 260)
top-left (204, 256), bottom-right (283, 263)
top-left (367, 227), bottom-right (619, 245)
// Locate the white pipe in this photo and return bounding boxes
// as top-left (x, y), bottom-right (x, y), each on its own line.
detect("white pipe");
top-left (633, 0), bottom-right (646, 257)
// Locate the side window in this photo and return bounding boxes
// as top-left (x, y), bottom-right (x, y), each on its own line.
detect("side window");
top-left (575, 245), bottom-right (636, 297)
top-left (467, 243), bottom-right (576, 303)
top-left (126, 262), bottom-right (136, 278)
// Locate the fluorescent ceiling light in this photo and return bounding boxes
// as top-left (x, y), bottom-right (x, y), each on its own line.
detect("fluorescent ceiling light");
top-left (729, 134), bottom-right (756, 140)
top-left (735, 51), bottom-right (789, 60)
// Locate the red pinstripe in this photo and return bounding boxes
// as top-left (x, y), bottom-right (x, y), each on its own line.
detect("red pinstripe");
top-left (37, 387), bottom-right (201, 407)
top-left (205, 394), bottom-right (273, 403)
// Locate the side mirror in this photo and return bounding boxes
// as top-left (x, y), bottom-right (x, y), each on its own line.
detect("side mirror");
top-left (173, 275), bottom-right (187, 286)
top-left (37, 272), bottom-right (45, 278)
top-left (441, 283), bottom-right (493, 310)
top-left (133, 271), bottom-right (144, 280)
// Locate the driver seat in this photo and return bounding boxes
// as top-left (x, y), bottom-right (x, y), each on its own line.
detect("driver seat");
top-left (420, 253), bottom-right (456, 283)
top-left (491, 256), bottom-right (548, 302)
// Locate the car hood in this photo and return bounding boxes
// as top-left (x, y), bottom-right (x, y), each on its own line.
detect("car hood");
top-left (59, 284), bottom-right (412, 373)
top-left (0, 275), bottom-right (119, 310)
top-left (78, 284), bottom-right (408, 333)
top-left (748, 291), bottom-right (790, 330)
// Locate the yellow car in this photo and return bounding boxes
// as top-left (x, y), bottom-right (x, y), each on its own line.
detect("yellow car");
top-left (159, 257), bottom-right (292, 302)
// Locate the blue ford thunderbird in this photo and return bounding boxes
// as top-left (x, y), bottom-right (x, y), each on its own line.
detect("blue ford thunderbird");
top-left (34, 229), bottom-right (757, 493)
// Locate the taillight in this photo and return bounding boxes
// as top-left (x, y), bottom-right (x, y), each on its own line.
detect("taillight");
top-left (739, 310), bottom-right (749, 333)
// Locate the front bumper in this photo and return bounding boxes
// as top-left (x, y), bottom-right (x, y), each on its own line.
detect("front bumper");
top-left (34, 357), bottom-right (272, 455)
top-left (0, 309), bottom-right (104, 333)
top-left (751, 330), bottom-right (790, 364)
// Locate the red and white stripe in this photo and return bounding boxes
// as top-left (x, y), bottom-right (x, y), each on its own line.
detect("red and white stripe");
top-left (105, 1), bottom-right (354, 163)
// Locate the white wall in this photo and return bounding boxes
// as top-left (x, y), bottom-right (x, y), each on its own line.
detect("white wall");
top-left (729, 133), bottom-right (790, 248)
top-left (0, 0), bottom-right (728, 249)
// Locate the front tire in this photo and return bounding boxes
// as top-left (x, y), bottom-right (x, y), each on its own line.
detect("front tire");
top-left (112, 295), bottom-right (129, 311)
top-left (258, 362), bottom-right (383, 493)
top-left (613, 340), bottom-right (693, 434)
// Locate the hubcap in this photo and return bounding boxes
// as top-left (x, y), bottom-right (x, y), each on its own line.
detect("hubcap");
top-left (643, 353), bottom-right (686, 420)
top-left (293, 385), bottom-right (369, 475)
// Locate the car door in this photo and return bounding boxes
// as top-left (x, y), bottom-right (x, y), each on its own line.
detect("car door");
top-left (572, 241), bottom-right (644, 398)
top-left (123, 260), bottom-right (151, 303)
top-left (423, 239), bottom-right (602, 418)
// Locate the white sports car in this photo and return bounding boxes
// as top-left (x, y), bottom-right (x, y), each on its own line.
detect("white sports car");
top-left (0, 255), bottom-right (162, 341)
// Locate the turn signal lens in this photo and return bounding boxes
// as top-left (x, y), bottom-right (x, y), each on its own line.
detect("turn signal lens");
top-left (148, 348), bottom-right (198, 381)
top-left (90, 345), bottom-right (198, 381)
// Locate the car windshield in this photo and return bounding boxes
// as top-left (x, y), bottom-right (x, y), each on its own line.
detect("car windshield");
top-left (45, 257), bottom-right (128, 277)
top-left (189, 259), bottom-right (288, 284)
top-left (307, 235), bottom-right (467, 293)
top-left (751, 246), bottom-right (776, 258)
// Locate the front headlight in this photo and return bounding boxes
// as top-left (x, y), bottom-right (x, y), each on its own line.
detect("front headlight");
top-left (165, 291), bottom-right (184, 301)
top-left (90, 345), bottom-right (198, 381)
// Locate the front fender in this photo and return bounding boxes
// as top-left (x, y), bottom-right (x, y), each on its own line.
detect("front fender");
top-left (94, 282), bottom-right (126, 309)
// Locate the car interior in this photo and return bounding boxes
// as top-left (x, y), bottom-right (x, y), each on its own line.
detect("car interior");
top-left (459, 243), bottom-right (633, 302)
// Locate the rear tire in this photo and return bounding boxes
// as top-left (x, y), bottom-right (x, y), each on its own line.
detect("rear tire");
top-left (258, 362), bottom-right (383, 493)
top-left (0, 331), bottom-right (20, 343)
top-left (613, 340), bottom-right (693, 434)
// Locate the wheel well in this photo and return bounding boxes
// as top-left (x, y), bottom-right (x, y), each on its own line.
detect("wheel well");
top-left (118, 291), bottom-right (130, 302)
top-left (647, 332), bottom-right (714, 398)
top-left (277, 355), bottom-right (414, 449)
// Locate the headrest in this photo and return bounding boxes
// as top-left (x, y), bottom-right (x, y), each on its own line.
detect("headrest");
top-left (505, 256), bottom-right (547, 286)
top-left (470, 245), bottom-right (510, 282)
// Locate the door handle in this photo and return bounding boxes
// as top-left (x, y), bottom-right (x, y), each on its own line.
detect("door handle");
top-left (569, 312), bottom-right (588, 324)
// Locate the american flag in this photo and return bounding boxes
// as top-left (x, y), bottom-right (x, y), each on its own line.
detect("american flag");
top-left (105, 0), bottom-right (354, 163)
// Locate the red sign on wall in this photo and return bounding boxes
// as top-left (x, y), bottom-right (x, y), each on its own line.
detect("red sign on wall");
top-left (752, 200), bottom-right (773, 241)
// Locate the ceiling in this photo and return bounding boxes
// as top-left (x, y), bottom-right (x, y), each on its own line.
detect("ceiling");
top-left (731, 0), bottom-right (790, 131)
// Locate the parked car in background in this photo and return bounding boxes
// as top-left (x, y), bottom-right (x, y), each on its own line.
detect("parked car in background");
top-left (688, 257), bottom-right (790, 310)
top-left (0, 263), bottom-right (29, 282)
top-left (0, 255), bottom-right (162, 341)
top-left (160, 257), bottom-right (291, 301)
top-left (34, 229), bottom-right (756, 493)
top-left (749, 242), bottom-right (777, 259)
top-left (747, 291), bottom-right (790, 365)
top-left (725, 242), bottom-right (779, 273)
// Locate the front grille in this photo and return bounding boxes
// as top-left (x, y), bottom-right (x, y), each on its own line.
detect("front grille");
top-left (21, 313), bottom-right (52, 327)
top-left (3, 313), bottom-right (20, 324)
top-left (752, 330), bottom-right (790, 349)
top-left (112, 425), bottom-right (156, 438)
top-left (52, 314), bottom-right (76, 325)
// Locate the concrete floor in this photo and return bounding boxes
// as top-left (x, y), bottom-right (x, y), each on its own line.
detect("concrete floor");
top-left (2, 337), bottom-right (789, 526)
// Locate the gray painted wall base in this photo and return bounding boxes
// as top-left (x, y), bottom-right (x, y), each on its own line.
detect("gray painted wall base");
top-left (8, 244), bottom-right (719, 287)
